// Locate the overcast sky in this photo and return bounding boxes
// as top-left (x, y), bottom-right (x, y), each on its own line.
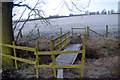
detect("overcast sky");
top-left (13, 0), bottom-right (119, 20)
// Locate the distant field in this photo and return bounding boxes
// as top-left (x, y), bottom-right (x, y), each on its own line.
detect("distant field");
top-left (14, 14), bottom-right (118, 39)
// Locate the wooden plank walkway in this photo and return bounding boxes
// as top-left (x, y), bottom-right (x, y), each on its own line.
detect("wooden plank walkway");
top-left (56, 44), bottom-right (82, 78)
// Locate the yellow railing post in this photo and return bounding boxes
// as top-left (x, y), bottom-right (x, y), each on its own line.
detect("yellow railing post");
top-left (64, 34), bottom-right (66, 49)
top-left (85, 28), bottom-right (86, 40)
top-left (35, 41), bottom-right (39, 78)
top-left (13, 41), bottom-right (18, 69)
top-left (59, 34), bottom-right (62, 49)
top-left (50, 40), bottom-right (57, 78)
top-left (81, 34), bottom-right (85, 78)
top-left (87, 27), bottom-right (89, 40)
top-left (68, 32), bottom-right (70, 41)
top-left (106, 25), bottom-right (108, 37)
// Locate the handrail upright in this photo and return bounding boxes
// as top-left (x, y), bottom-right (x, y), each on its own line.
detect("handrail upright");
top-left (35, 41), bottom-right (39, 78)
top-left (81, 34), bottom-right (86, 78)
top-left (59, 34), bottom-right (62, 49)
top-left (87, 27), bottom-right (89, 40)
top-left (64, 33), bottom-right (67, 49)
top-left (13, 41), bottom-right (18, 70)
top-left (50, 40), bottom-right (57, 78)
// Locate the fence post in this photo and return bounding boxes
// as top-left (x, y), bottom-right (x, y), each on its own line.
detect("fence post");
top-left (106, 25), bottom-right (108, 37)
top-left (87, 27), bottom-right (89, 40)
top-left (37, 29), bottom-right (40, 38)
top-left (25, 38), bottom-right (28, 54)
top-left (71, 27), bottom-right (73, 37)
top-left (59, 34), bottom-right (62, 49)
top-left (81, 34), bottom-right (85, 78)
top-left (13, 41), bottom-right (18, 69)
top-left (50, 40), bottom-right (57, 78)
top-left (60, 28), bottom-right (62, 35)
top-left (35, 41), bottom-right (39, 78)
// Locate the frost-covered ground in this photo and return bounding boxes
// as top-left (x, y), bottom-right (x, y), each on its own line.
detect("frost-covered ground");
top-left (4, 14), bottom-right (118, 79)
top-left (14, 14), bottom-right (118, 37)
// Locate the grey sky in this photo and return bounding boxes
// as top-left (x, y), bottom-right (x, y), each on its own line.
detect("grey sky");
top-left (12, 0), bottom-right (119, 20)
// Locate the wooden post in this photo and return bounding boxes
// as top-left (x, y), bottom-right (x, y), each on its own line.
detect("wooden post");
top-left (60, 28), bottom-right (62, 35)
top-left (25, 38), bottom-right (28, 54)
top-left (50, 40), bottom-right (57, 78)
top-left (13, 41), bottom-right (18, 69)
top-left (37, 29), bottom-right (40, 38)
top-left (87, 27), bottom-right (89, 40)
top-left (59, 34), bottom-right (62, 49)
top-left (71, 27), bottom-right (73, 37)
top-left (81, 34), bottom-right (85, 78)
top-left (35, 41), bottom-right (39, 78)
top-left (106, 25), bottom-right (108, 37)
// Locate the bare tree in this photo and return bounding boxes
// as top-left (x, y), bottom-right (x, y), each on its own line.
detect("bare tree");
top-left (1, 0), bottom-right (91, 67)
top-left (1, 0), bottom-right (50, 67)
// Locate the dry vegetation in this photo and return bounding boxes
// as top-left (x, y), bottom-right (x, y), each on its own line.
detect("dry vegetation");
top-left (2, 35), bottom-right (120, 78)
top-left (86, 37), bottom-right (118, 58)
top-left (84, 37), bottom-right (119, 78)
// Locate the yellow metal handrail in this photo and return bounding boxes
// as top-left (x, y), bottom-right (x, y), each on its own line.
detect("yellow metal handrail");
top-left (0, 34), bottom-right (86, 78)
top-left (71, 27), bottom-right (86, 39)
top-left (51, 31), bottom-right (71, 51)
top-left (2, 54), bottom-right (36, 64)
top-left (0, 43), bottom-right (35, 51)
top-left (53, 31), bottom-right (70, 42)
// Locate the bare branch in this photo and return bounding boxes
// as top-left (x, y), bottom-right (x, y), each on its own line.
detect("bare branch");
top-left (79, 0), bottom-right (91, 9)
top-left (15, 0), bottom-right (41, 42)
top-left (54, 0), bottom-right (91, 13)
top-left (14, 0), bottom-right (50, 42)
top-left (53, 0), bottom-right (64, 10)
top-left (13, 7), bottom-right (27, 30)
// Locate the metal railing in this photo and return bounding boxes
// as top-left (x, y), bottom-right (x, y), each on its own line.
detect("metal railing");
top-left (52, 31), bottom-right (71, 51)
top-left (71, 27), bottom-right (86, 37)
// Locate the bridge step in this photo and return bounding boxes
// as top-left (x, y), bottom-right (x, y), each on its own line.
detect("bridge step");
top-left (56, 44), bottom-right (82, 78)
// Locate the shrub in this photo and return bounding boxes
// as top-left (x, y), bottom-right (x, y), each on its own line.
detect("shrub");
top-left (85, 37), bottom-right (118, 58)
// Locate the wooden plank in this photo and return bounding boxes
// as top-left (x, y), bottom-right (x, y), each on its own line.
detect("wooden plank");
top-left (57, 69), bottom-right (63, 78)
top-left (56, 44), bottom-right (82, 78)
top-left (56, 44), bottom-right (82, 65)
